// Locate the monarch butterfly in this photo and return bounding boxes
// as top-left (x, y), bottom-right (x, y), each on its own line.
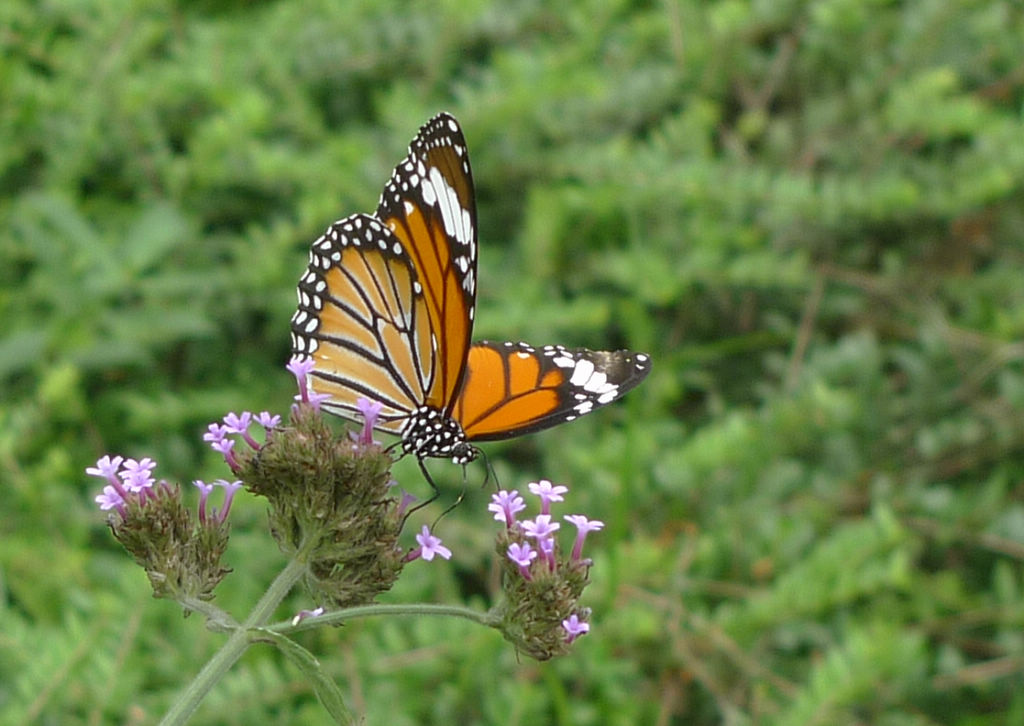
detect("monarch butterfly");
top-left (290, 113), bottom-right (650, 469)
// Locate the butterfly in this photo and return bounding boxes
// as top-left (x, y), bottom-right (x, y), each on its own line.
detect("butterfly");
top-left (291, 112), bottom-right (650, 471)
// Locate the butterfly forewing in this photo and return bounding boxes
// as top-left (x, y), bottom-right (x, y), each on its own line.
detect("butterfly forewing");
top-left (291, 213), bottom-right (435, 433)
top-left (375, 113), bottom-right (478, 415)
top-left (453, 341), bottom-right (652, 442)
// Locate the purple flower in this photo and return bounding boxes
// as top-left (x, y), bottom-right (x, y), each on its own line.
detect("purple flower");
top-left (396, 489), bottom-right (418, 518)
top-left (538, 536), bottom-right (556, 568)
top-left (255, 411), bottom-right (281, 431)
top-left (291, 606), bottom-right (326, 626)
top-left (86, 455), bottom-right (124, 483)
top-left (211, 437), bottom-right (240, 472)
top-left (203, 423), bottom-right (227, 446)
top-left (489, 489), bottom-right (526, 527)
top-left (214, 479), bottom-right (243, 523)
top-left (95, 485), bottom-right (125, 513)
top-left (528, 479), bottom-right (568, 515)
top-left (305, 390), bottom-right (333, 412)
top-left (407, 525), bottom-right (452, 562)
top-left (355, 397), bottom-right (384, 446)
top-left (193, 480), bottom-right (214, 523)
top-left (562, 613), bottom-right (590, 643)
top-left (521, 514), bottom-right (560, 541)
top-left (287, 356), bottom-right (316, 403)
top-left (507, 542), bottom-right (537, 580)
top-left (223, 412), bottom-right (259, 450)
top-left (119, 458), bottom-right (157, 493)
top-left (564, 514), bottom-right (605, 561)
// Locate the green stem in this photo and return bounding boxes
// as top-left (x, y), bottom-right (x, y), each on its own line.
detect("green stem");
top-left (158, 555), bottom-right (308, 726)
top-left (270, 601), bottom-right (500, 633)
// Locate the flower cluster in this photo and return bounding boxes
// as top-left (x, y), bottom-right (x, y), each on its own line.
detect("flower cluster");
top-left (87, 357), bottom-right (602, 664)
top-left (490, 480), bottom-right (602, 659)
top-left (88, 358), bottom-right (455, 611)
top-left (203, 357), bottom-right (433, 607)
top-left (87, 456), bottom-right (234, 601)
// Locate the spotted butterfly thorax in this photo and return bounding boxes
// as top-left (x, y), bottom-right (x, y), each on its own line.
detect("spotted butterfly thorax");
top-left (291, 113), bottom-right (650, 467)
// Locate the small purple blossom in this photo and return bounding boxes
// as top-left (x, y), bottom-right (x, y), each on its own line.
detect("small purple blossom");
top-left (540, 536), bottom-right (557, 568)
top-left (223, 412), bottom-right (259, 450)
top-left (489, 489), bottom-right (527, 526)
top-left (562, 613), bottom-right (590, 643)
top-left (396, 490), bottom-right (418, 518)
top-left (222, 411), bottom-right (251, 434)
top-left (507, 542), bottom-right (537, 580)
top-left (255, 411), bottom-right (281, 431)
top-left (95, 485), bottom-right (125, 513)
top-left (193, 480), bottom-right (215, 523)
top-left (214, 479), bottom-right (243, 523)
top-left (203, 423), bottom-right (227, 446)
top-left (286, 356), bottom-right (316, 403)
top-left (528, 479), bottom-right (568, 515)
top-left (86, 455), bottom-right (124, 482)
top-left (211, 437), bottom-right (240, 472)
top-left (119, 458), bottom-right (157, 493)
top-left (355, 397), bottom-right (384, 446)
top-left (305, 390), bottom-right (332, 411)
top-left (291, 606), bottom-right (326, 626)
top-left (406, 525), bottom-right (452, 562)
top-left (564, 514), bottom-right (605, 561)
top-left (521, 514), bottom-right (560, 540)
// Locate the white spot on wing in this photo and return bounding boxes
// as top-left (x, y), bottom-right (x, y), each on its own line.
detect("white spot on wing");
top-left (569, 359), bottom-right (596, 386)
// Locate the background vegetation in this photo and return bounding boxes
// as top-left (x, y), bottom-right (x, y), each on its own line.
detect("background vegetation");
top-left (3, 0), bottom-right (1024, 723)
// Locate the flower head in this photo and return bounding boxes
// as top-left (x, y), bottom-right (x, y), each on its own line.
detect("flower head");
top-left (562, 613), bottom-right (590, 643)
top-left (521, 514), bottom-right (560, 541)
top-left (95, 485), bottom-right (125, 513)
top-left (407, 525), bottom-right (452, 562)
top-left (507, 541), bottom-right (537, 580)
top-left (210, 437), bottom-right (240, 472)
top-left (211, 479), bottom-right (243, 523)
top-left (193, 479), bottom-right (215, 523)
top-left (203, 423), bottom-right (227, 445)
top-left (492, 477), bottom-right (600, 660)
top-left (86, 455), bottom-right (124, 482)
top-left (91, 453), bottom-right (231, 602)
top-left (286, 356), bottom-right (316, 403)
top-left (223, 412), bottom-right (260, 449)
top-left (355, 397), bottom-right (384, 446)
top-left (255, 411), bottom-right (281, 431)
top-left (489, 489), bottom-right (526, 527)
top-left (528, 479), bottom-right (568, 515)
top-left (119, 458), bottom-right (157, 493)
top-left (564, 514), bottom-right (605, 562)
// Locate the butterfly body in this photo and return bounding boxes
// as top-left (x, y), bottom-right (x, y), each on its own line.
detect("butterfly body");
top-left (291, 113), bottom-right (650, 465)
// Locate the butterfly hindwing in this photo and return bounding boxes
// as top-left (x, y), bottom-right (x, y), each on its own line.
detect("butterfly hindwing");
top-left (375, 112), bottom-right (478, 416)
top-left (291, 213), bottom-right (435, 433)
top-left (453, 341), bottom-right (652, 442)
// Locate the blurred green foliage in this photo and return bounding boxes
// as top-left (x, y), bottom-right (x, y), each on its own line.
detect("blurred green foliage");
top-left (3, 0), bottom-right (1024, 723)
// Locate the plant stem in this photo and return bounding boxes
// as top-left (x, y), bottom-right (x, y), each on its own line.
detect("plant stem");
top-left (271, 601), bottom-right (500, 633)
top-left (158, 555), bottom-right (308, 726)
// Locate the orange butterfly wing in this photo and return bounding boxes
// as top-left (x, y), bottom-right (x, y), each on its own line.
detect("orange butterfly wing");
top-left (291, 214), bottom-right (435, 432)
top-left (375, 113), bottom-right (477, 415)
top-left (453, 341), bottom-right (652, 442)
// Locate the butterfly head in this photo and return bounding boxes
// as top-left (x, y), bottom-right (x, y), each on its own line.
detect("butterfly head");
top-left (401, 405), bottom-right (479, 465)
